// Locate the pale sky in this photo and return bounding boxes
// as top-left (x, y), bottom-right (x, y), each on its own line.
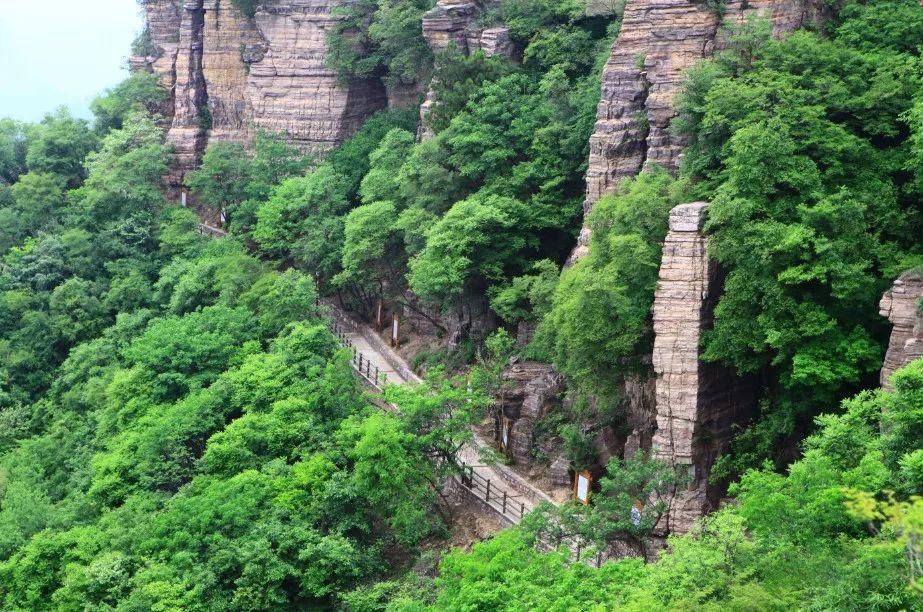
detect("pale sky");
top-left (0, 0), bottom-right (143, 123)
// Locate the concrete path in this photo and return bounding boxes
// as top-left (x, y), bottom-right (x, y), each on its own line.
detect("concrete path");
top-left (328, 305), bottom-right (557, 525)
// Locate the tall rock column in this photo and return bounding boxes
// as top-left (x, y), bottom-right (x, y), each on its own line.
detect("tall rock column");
top-left (166, 0), bottom-right (210, 191)
top-left (571, 0), bottom-right (821, 260)
top-left (651, 202), bottom-right (756, 535)
top-left (130, 0), bottom-right (183, 124)
top-left (879, 272), bottom-right (923, 390)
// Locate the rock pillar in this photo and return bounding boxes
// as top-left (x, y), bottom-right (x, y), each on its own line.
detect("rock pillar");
top-left (651, 202), bottom-right (756, 534)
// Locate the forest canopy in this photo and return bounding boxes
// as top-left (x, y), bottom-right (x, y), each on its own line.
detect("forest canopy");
top-left (0, 0), bottom-right (921, 609)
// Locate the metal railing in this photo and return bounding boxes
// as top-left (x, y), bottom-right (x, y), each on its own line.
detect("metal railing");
top-left (330, 320), bottom-right (388, 390)
top-left (458, 461), bottom-right (528, 524)
top-left (197, 223), bottom-right (228, 238)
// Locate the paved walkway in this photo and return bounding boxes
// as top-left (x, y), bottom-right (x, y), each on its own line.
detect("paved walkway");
top-left (328, 305), bottom-right (556, 525)
top-left (196, 225), bottom-right (555, 524)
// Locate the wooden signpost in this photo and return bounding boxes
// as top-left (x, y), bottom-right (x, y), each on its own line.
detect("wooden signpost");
top-left (375, 299), bottom-right (384, 332)
top-left (574, 470), bottom-right (593, 505)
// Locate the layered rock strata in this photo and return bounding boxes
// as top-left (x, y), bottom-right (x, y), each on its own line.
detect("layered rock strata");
top-left (132, 0), bottom-right (388, 190)
top-left (499, 362), bottom-right (564, 465)
top-left (419, 0), bottom-right (510, 137)
top-left (571, 0), bottom-right (822, 260)
top-left (165, 0), bottom-right (209, 190)
top-left (651, 202), bottom-right (756, 534)
top-left (879, 272), bottom-right (923, 390)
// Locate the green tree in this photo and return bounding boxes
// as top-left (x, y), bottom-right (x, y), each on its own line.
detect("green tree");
top-left (91, 72), bottom-right (168, 134)
top-left (326, 0), bottom-right (435, 88)
top-left (253, 165), bottom-right (351, 279)
top-left (537, 170), bottom-right (677, 401)
top-left (360, 128), bottom-right (416, 205)
top-left (25, 108), bottom-right (98, 187)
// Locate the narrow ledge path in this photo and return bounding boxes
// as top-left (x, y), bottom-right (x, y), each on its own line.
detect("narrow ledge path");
top-left (193, 225), bottom-right (557, 525)
top-left (327, 304), bottom-right (558, 525)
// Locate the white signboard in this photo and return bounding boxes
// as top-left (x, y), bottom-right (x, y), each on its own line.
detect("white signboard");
top-left (630, 505), bottom-right (642, 526)
top-left (575, 473), bottom-right (591, 504)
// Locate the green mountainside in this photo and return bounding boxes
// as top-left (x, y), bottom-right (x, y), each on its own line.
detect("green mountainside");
top-left (0, 0), bottom-right (920, 609)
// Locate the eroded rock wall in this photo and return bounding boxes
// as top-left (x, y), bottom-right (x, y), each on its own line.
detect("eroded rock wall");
top-left (165, 0), bottom-right (209, 190)
top-left (570, 0), bottom-right (822, 260)
top-left (202, 1), bottom-right (264, 144)
top-left (879, 272), bottom-right (923, 390)
top-left (419, 0), bottom-right (510, 137)
top-left (651, 202), bottom-right (756, 534)
top-left (133, 0), bottom-right (388, 189)
top-left (499, 362), bottom-right (563, 465)
top-left (248, 1), bottom-right (387, 152)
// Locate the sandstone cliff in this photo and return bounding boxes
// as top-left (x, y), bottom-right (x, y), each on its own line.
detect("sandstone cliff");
top-left (571, 0), bottom-right (822, 259)
top-left (879, 271), bottom-right (923, 390)
top-left (133, 0), bottom-right (388, 190)
top-left (419, 0), bottom-right (513, 137)
top-left (651, 202), bottom-right (756, 534)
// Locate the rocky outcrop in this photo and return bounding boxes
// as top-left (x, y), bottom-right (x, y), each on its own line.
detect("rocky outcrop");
top-left (499, 362), bottom-right (564, 465)
top-left (164, 1), bottom-right (209, 190)
top-left (130, 0), bottom-right (183, 101)
top-left (651, 202), bottom-right (756, 534)
top-left (247, 1), bottom-right (387, 153)
top-left (133, 0), bottom-right (389, 190)
top-left (419, 0), bottom-right (512, 137)
top-left (622, 369), bottom-right (657, 459)
top-left (572, 0), bottom-right (823, 259)
top-left (421, 0), bottom-right (490, 55)
top-left (879, 271), bottom-right (923, 390)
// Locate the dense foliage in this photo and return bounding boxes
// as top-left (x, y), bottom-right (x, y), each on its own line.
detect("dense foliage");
top-left (0, 89), bottom-right (486, 609)
top-left (2, 0), bottom-right (921, 608)
top-left (326, 0), bottom-right (437, 89)
top-left (674, 3), bottom-right (923, 477)
top-left (389, 361), bottom-right (923, 610)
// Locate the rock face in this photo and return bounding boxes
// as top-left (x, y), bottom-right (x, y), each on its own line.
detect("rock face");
top-left (879, 272), bottom-right (923, 390)
top-left (419, 0), bottom-right (511, 137)
top-left (651, 202), bottom-right (756, 534)
top-left (570, 0), bottom-right (823, 259)
top-left (499, 362), bottom-right (564, 465)
top-left (133, 0), bottom-right (389, 190)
